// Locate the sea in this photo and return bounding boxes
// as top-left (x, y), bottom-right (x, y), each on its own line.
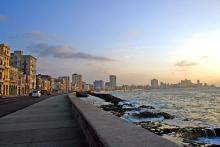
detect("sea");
top-left (81, 87), bottom-right (220, 145)
top-left (109, 88), bottom-right (220, 128)
top-left (109, 88), bottom-right (220, 145)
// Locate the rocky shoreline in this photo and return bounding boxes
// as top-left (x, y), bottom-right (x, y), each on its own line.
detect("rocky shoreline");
top-left (89, 92), bottom-right (220, 147)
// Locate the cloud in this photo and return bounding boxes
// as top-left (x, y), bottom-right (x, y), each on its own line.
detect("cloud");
top-left (23, 31), bottom-right (45, 41)
top-left (27, 43), bottom-right (116, 62)
top-left (0, 15), bottom-right (7, 22)
top-left (175, 60), bottom-right (198, 67)
top-left (23, 31), bottom-right (64, 42)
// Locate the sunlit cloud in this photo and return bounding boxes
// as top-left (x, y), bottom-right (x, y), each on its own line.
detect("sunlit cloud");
top-left (27, 43), bottom-right (116, 62)
top-left (175, 60), bottom-right (198, 67)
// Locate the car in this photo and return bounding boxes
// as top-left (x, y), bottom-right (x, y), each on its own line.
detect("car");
top-left (32, 90), bottom-right (41, 98)
top-left (76, 91), bottom-right (88, 97)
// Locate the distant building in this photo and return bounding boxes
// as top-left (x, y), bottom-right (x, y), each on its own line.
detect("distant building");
top-left (0, 43), bottom-right (10, 96)
top-left (82, 82), bottom-right (90, 91)
top-left (36, 74), bottom-right (52, 93)
top-left (58, 76), bottom-right (70, 93)
top-left (10, 51), bottom-right (37, 94)
top-left (93, 80), bottom-right (104, 91)
top-left (105, 82), bottom-right (111, 90)
top-left (151, 79), bottom-right (159, 88)
top-left (109, 75), bottom-right (117, 90)
top-left (71, 73), bottom-right (82, 91)
top-left (52, 78), bottom-right (64, 93)
top-left (179, 79), bottom-right (193, 88)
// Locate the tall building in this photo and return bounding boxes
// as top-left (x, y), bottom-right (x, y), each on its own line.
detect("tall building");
top-left (0, 43), bottom-right (10, 96)
top-left (109, 75), bottom-right (117, 90)
top-left (82, 82), bottom-right (90, 91)
top-left (9, 66), bottom-right (19, 95)
top-left (151, 79), bottom-right (159, 89)
top-left (52, 78), bottom-right (64, 93)
top-left (10, 51), bottom-right (37, 94)
top-left (179, 79), bottom-right (193, 88)
top-left (58, 76), bottom-right (70, 93)
top-left (93, 80), bottom-right (105, 91)
top-left (36, 74), bottom-right (52, 93)
top-left (71, 73), bottom-right (82, 91)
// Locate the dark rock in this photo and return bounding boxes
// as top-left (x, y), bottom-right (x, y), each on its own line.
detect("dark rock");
top-left (89, 93), bottom-right (123, 105)
top-left (178, 127), bottom-right (206, 139)
top-left (183, 118), bottom-right (189, 121)
top-left (206, 129), bottom-right (216, 137)
top-left (214, 128), bottom-right (220, 136)
top-left (139, 105), bottom-right (155, 109)
top-left (122, 107), bottom-right (140, 112)
top-left (122, 103), bottom-right (133, 107)
top-left (132, 111), bottom-right (174, 119)
top-left (100, 104), bottom-right (125, 116)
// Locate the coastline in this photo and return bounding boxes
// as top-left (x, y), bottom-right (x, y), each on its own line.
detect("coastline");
top-left (87, 92), bottom-right (220, 146)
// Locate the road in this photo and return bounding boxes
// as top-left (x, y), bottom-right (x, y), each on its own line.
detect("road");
top-left (0, 94), bottom-right (88, 147)
top-left (0, 95), bottom-right (55, 117)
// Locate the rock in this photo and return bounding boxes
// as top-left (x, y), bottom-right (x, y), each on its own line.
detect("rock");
top-left (122, 107), bottom-right (140, 112)
top-left (178, 127), bottom-right (206, 139)
top-left (132, 111), bottom-right (174, 119)
top-left (214, 128), bottom-right (220, 136)
top-left (101, 104), bottom-right (122, 112)
top-left (139, 105), bottom-right (155, 109)
top-left (183, 118), bottom-right (189, 121)
top-left (89, 93), bottom-right (123, 105)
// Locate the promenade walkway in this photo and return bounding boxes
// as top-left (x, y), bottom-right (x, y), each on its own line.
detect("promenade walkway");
top-left (0, 95), bottom-right (88, 147)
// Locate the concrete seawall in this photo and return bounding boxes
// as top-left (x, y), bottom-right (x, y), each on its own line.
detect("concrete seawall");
top-left (68, 94), bottom-right (181, 147)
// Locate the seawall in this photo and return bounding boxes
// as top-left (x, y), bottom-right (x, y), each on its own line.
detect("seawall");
top-left (68, 94), bottom-right (180, 147)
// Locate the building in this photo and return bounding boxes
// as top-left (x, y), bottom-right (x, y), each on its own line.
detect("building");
top-left (36, 74), bottom-right (52, 93)
top-left (82, 82), bottom-right (90, 91)
top-left (93, 80), bottom-right (105, 91)
top-left (109, 75), bottom-right (116, 90)
top-left (10, 51), bottom-right (37, 94)
top-left (9, 66), bottom-right (19, 95)
top-left (71, 73), bottom-right (82, 91)
top-left (179, 79), bottom-right (193, 88)
top-left (0, 43), bottom-right (10, 96)
top-left (58, 76), bottom-right (70, 93)
top-left (0, 49), bottom-right (4, 95)
top-left (151, 79), bottom-right (159, 89)
top-left (105, 82), bottom-right (111, 90)
top-left (52, 78), bottom-right (64, 93)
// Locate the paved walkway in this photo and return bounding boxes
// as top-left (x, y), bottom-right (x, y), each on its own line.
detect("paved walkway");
top-left (0, 95), bottom-right (88, 147)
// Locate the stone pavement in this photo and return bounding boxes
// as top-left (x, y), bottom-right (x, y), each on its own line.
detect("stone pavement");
top-left (0, 95), bottom-right (88, 147)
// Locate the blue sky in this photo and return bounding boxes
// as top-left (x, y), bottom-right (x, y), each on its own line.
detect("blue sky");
top-left (1, 0), bottom-right (220, 85)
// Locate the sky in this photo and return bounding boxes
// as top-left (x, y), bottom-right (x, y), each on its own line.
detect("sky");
top-left (1, 0), bottom-right (220, 85)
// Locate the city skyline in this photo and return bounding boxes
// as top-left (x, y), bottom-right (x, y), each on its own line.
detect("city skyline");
top-left (1, 0), bottom-right (220, 85)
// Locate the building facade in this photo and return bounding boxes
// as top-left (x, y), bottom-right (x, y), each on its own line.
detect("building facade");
top-left (71, 73), bottom-right (82, 91)
top-left (0, 43), bottom-right (10, 96)
top-left (58, 76), bottom-right (70, 93)
top-left (109, 75), bottom-right (116, 90)
top-left (151, 79), bottom-right (159, 89)
top-left (52, 78), bottom-right (65, 93)
top-left (36, 74), bottom-right (52, 93)
top-left (10, 51), bottom-right (37, 94)
top-left (9, 66), bottom-right (19, 95)
top-left (93, 80), bottom-right (105, 91)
